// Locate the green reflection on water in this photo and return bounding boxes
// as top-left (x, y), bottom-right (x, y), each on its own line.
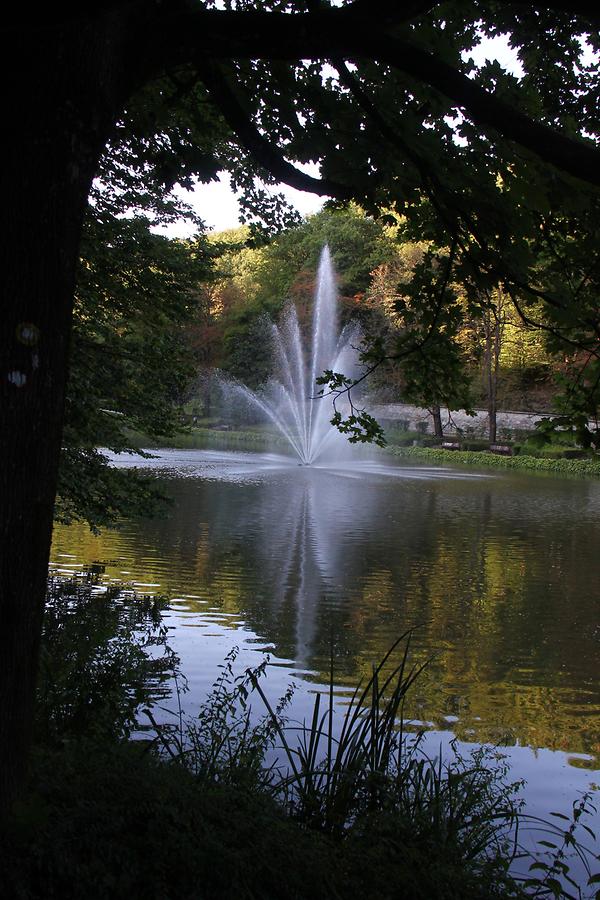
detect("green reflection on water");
top-left (51, 454), bottom-right (600, 764)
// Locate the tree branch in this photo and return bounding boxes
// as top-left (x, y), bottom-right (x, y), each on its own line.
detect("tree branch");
top-left (343, 0), bottom-right (438, 26)
top-left (366, 35), bottom-right (600, 189)
top-left (346, 0), bottom-right (600, 29)
top-left (489, 0), bottom-right (600, 29)
top-left (505, 285), bottom-right (600, 355)
top-left (195, 60), bottom-right (354, 201)
top-left (150, 8), bottom-right (600, 189)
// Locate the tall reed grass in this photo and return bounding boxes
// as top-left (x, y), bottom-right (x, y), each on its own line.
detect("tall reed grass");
top-left (146, 631), bottom-right (599, 898)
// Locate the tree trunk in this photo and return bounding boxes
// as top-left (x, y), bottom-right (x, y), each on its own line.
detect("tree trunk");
top-left (483, 313), bottom-right (497, 444)
top-left (487, 318), bottom-right (502, 444)
top-left (431, 404), bottom-right (443, 439)
top-left (487, 335), bottom-right (497, 443)
top-left (0, 11), bottom-right (135, 816)
top-left (0, 175), bottom-right (84, 815)
top-left (488, 395), bottom-right (497, 444)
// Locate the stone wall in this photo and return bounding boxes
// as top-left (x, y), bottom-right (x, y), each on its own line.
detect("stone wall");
top-left (367, 402), bottom-right (546, 437)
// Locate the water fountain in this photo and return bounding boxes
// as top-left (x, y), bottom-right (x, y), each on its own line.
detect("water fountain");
top-left (226, 246), bottom-right (362, 464)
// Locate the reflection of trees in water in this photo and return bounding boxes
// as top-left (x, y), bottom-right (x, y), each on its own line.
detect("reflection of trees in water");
top-left (51, 465), bottom-right (600, 756)
top-left (199, 469), bottom-right (399, 665)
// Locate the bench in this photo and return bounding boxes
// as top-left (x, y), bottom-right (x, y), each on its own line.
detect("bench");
top-left (489, 444), bottom-right (513, 456)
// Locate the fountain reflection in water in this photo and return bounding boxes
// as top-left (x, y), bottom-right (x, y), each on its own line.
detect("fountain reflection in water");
top-left (226, 245), bottom-right (362, 464)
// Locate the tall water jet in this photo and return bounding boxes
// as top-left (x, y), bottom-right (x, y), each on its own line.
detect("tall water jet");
top-left (225, 246), bottom-right (362, 465)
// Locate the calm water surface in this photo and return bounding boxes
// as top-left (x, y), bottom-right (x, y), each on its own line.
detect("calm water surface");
top-left (50, 448), bottom-right (600, 870)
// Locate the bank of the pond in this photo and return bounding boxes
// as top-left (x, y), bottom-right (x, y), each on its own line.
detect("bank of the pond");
top-left (131, 425), bottom-right (600, 479)
top-left (385, 444), bottom-right (600, 477)
top-left (129, 425), bottom-right (288, 452)
top-left (2, 739), bottom-right (523, 900)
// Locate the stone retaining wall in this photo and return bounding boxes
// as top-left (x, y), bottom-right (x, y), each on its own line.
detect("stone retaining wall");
top-left (367, 402), bottom-right (547, 437)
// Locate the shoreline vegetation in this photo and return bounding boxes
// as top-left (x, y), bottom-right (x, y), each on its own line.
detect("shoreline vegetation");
top-left (4, 576), bottom-right (597, 900)
top-left (385, 445), bottom-right (600, 477)
top-left (128, 424), bottom-right (600, 479)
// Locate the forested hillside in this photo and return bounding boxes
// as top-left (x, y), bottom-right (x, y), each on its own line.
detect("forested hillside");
top-left (185, 205), bottom-right (565, 427)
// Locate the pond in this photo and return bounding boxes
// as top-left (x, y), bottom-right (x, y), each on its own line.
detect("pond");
top-left (50, 448), bottom-right (600, 877)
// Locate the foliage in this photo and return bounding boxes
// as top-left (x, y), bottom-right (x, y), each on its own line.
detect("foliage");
top-left (533, 357), bottom-right (600, 449)
top-left (184, 2), bottom-right (600, 397)
top-left (364, 238), bottom-right (475, 413)
top-left (386, 445), bottom-right (600, 478)
top-left (255, 203), bottom-right (397, 302)
top-left (315, 369), bottom-right (387, 446)
top-left (145, 632), bottom-right (599, 897)
top-left (144, 645), bottom-right (289, 794)
top-left (6, 0), bottom-right (600, 832)
top-left (2, 740), bottom-right (339, 900)
top-left (54, 448), bottom-right (167, 534)
top-left (199, 208), bottom-right (480, 434)
top-left (53, 86), bottom-right (227, 529)
top-left (201, 208), bottom-right (557, 440)
top-left (1, 581), bottom-right (522, 899)
top-left (249, 628), bottom-right (520, 868)
top-left (329, 408), bottom-right (387, 447)
top-left (56, 202), bottom-right (214, 530)
top-left (520, 793), bottom-right (600, 900)
top-left (69, 2), bottom-right (598, 458)
top-left (207, 206), bottom-right (399, 386)
top-left (37, 574), bottom-right (177, 744)
top-left (253, 632), bottom-right (428, 835)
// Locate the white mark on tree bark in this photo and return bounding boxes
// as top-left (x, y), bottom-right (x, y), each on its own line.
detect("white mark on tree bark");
top-left (8, 371), bottom-right (27, 387)
top-left (15, 322), bottom-right (40, 346)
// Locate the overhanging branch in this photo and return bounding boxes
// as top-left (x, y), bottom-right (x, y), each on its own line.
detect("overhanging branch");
top-left (148, 6), bottom-right (600, 188)
top-left (343, 0), bottom-right (438, 26)
top-left (196, 60), bottom-right (354, 201)
top-left (364, 34), bottom-right (600, 189)
top-left (490, 0), bottom-right (600, 28)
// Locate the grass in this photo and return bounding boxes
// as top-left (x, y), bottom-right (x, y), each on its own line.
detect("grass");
top-left (3, 576), bottom-right (598, 899)
top-left (4, 740), bottom-right (341, 900)
top-left (126, 423), bottom-right (290, 452)
top-left (384, 444), bottom-right (600, 478)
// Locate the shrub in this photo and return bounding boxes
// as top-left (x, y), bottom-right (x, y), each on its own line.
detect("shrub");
top-left (37, 574), bottom-right (177, 744)
top-left (386, 444), bottom-right (600, 477)
top-left (384, 428), bottom-right (421, 446)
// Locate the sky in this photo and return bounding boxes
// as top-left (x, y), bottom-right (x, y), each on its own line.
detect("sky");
top-left (158, 35), bottom-right (526, 239)
top-left (162, 169), bottom-right (325, 237)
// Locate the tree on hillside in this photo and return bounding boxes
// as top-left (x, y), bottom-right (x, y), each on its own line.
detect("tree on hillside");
top-left (476, 288), bottom-right (510, 443)
top-left (1, 0), bottom-right (599, 810)
top-left (525, 203), bottom-right (600, 444)
top-left (208, 207), bottom-right (397, 386)
top-left (365, 238), bottom-right (475, 437)
top-left (260, 205), bottom-right (396, 302)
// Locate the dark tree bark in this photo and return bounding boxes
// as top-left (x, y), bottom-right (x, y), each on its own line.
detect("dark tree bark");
top-left (431, 404), bottom-right (444, 439)
top-left (482, 312), bottom-right (502, 444)
top-left (0, 7), bottom-right (138, 815)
